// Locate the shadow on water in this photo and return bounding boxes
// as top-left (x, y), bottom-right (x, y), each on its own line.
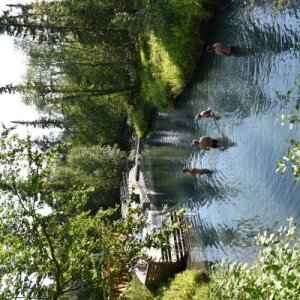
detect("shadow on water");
top-left (217, 135), bottom-right (237, 150)
top-left (231, 46), bottom-right (256, 57)
top-left (187, 179), bottom-right (239, 206)
top-left (188, 215), bottom-right (278, 256)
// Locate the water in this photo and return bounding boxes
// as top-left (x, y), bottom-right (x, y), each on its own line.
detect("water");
top-left (141, 0), bottom-right (300, 263)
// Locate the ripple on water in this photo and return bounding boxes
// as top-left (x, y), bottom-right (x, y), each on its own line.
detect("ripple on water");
top-left (143, 0), bottom-right (300, 262)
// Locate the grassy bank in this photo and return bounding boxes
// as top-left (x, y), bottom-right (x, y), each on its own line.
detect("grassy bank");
top-left (132, 0), bottom-right (218, 136)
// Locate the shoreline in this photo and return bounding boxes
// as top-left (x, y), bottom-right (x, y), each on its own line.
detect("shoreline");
top-left (131, 0), bottom-right (222, 136)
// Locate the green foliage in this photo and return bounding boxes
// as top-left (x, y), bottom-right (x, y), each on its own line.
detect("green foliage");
top-left (121, 276), bottom-right (154, 300)
top-left (52, 144), bottom-right (127, 211)
top-left (156, 270), bottom-right (209, 300)
top-left (122, 270), bottom-right (209, 300)
top-left (193, 284), bottom-right (210, 300)
top-left (0, 127), bottom-right (107, 299)
top-left (275, 89), bottom-right (300, 181)
top-left (128, 101), bottom-right (154, 137)
top-left (138, 0), bottom-right (216, 110)
top-left (0, 128), bottom-right (186, 299)
top-left (6, 0), bottom-right (217, 137)
top-left (63, 95), bottom-right (128, 145)
top-left (209, 218), bottom-right (300, 300)
top-left (277, 139), bottom-right (300, 182)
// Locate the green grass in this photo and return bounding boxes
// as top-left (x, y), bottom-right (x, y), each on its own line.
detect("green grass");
top-left (131, 0), bottom-right (218, 135)
top-left (128, 99), bottom-right (155, 137)
top-left (120, 276), bottom-right (154, 300)
top-left (121, 270), bottom-right (211, 300)
top-left (156, 270), bottom-right (210, 300)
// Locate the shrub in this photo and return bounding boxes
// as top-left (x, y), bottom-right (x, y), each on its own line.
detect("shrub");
top-left (121, 276), bottom-right (154, 300)
top-left (52, 145), bottom-right (127, 212)
top-left (209, 218), bottom-right (300, 300)
top-left (157, 270), bottom-right (209, 300)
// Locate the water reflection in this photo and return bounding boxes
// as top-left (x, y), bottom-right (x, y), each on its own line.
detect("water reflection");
top-left (187, 212), bottom-right (281, 262)
top-left (142, 0), bottom-right (300, 263)
top-left (187, 181), bottom-right (239, 206)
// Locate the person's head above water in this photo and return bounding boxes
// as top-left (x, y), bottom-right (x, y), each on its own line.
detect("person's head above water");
top-left (192, 140), bottom-right (200, 146)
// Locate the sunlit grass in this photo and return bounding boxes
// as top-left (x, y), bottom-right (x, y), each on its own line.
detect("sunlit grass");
top-left (121, 275), bottom-right (154, 300)
top-left (156, 270), bottom-right (210, 300)
top-left (132, 0), bottom-right (217, 135)
top-left (121, 270), bottom-right (211, 300)
top-left (141, 32), bottom-right (184, 107)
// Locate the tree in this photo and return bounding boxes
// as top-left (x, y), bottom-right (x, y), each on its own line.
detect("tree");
top-left (0, 84), bottom-right (16, 94)
top-left (4, 0), bottom-right (138, 148)
top-left (0, 127), bottom-right (105, 299)
top-left (209, 218), bottom-right (300, 299)
top-left (0, 128), bottom-right (184, 299)
top-left (2, 82), bottom-right (134, 114)
top-left (32, 134), bottom-right (63, 152)
top-left (52, 144), bottom-right (127, 212)
top-left (12, 117), bottom-right (64, 129)
top-left (61, 94), bottom-right (129, 146)
top-left (0, 0), bottom-right (135, 45)
top-left (16, 37), bottom-right (137, 112)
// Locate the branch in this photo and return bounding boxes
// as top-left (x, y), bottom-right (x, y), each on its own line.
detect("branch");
top-left (39, 221), bottom-right (62, 296)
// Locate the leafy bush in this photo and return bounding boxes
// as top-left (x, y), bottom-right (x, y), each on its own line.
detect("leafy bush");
top-left (275, 88), bottom-right (300, 181)
top-left (122, 270), bottom-right (209, 300)
top-left (52, 144), bottom-right (127, 212)
top-left (156, 270), bottom-right (209, 300)
top-left (277, 139), bottom-right (300, 181)
top-left (121, 276), bottom-right (154, 300)
top-left (209, 218), bottom-right (300, 300)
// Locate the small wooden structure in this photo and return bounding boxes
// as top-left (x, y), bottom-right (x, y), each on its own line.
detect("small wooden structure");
top-left (120, 137), bottom-right (190, 288)
top-left (134, 210), bottom-right (189, 287)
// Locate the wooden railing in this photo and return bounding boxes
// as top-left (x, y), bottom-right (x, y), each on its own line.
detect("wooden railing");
top-left (120, 171), bottom-right (129, 201)
top-left (160, 211), bottom-right (189, 263)
top-left (139, 184), bottom-right (152, 204)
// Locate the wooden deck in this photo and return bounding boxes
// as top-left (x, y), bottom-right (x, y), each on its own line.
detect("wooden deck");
top-left (135, 210), bottom-right (190, 287)
top-left (120, 137), bottom-right (190, 289)
top-left (120, 165), bottom-right (153, 217)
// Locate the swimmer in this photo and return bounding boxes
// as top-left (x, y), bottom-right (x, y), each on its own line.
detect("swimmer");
top-left (206, 43), bottom-right (233, 57)
top-left (182, 168), bottom-right (213, 177)
top-left (196, 107), bottom-right (216, 120)
top-left (192, 136), bottom-right (220, 150)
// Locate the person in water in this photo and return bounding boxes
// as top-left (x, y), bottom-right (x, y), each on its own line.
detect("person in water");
top-left (192, 136), bottom-right (220, 150)
top-left (182, 168), bottom-right (213, 176)
top-left (206, 43), bottom-right (233, 57)
top-left (196, 107), bottom-right (216, 120)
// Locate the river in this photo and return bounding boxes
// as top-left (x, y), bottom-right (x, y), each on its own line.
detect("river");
top-left (141, 0), bottom-right (300, 264)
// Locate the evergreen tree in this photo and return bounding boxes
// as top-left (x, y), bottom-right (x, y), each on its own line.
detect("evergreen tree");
top-left (12, 117), bottom-right (64, 129)
top-left (0, 84), bottom-right (16, 94)
top-left (0, 0), bottom-right (136, 45)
